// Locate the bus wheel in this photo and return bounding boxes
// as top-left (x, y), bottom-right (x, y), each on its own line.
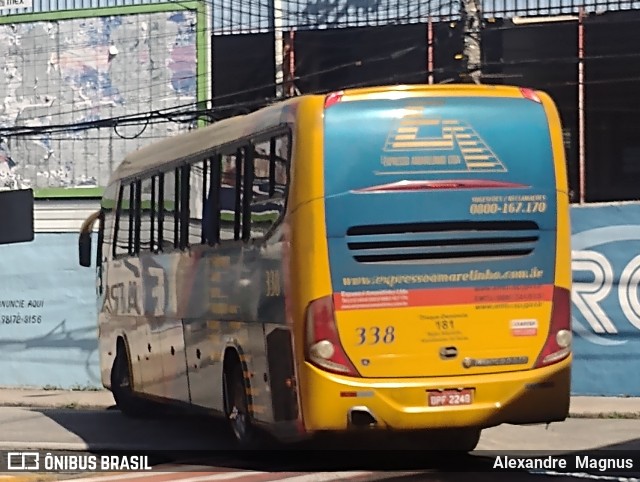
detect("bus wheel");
top-left (224, 361), bottom-right (258, 449)
top-left (110, 347), bottom-right (146, 418)
top-left (447, 428), bottom-right (481, 452)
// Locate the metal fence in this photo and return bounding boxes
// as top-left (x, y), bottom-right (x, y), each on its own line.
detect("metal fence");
top-left (5, 0), bottom-right (640, 31)
top-left (210, 0), bottom-right (640, 34)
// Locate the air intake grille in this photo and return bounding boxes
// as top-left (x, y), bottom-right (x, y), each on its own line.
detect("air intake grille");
top-left (345, 221), bottom-right (539, 263)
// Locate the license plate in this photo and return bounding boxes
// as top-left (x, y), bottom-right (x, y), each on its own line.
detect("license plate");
top-left (428, 388), bottom-right (474, 407)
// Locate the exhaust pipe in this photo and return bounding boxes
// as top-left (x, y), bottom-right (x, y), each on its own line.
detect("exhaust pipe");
top-left (347, 407), bottom-right (378, 428)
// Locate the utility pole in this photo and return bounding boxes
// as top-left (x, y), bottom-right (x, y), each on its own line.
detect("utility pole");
top-left (204, 0), bottom-right (213, 120)
top-left (460, 0), bottom-right (482, 83)
top-left (273, 0), bottom-right (284, 98)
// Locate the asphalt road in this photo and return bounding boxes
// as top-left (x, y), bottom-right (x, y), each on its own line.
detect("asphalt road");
top-left (1, 407), bottom-right (639, 481)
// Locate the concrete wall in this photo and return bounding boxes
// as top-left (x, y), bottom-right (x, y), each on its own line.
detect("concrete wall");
top-left (0, 10), bottom-right (197, 190)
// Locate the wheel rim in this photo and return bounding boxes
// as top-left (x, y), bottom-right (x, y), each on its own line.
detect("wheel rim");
top-left (117, 357), bottom-right (131, 391)
top-left (229, 372), bottom-right (249, 442)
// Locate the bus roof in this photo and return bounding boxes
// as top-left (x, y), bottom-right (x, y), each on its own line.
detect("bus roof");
top-left (107, 84), bottom-right (542, 184)
top-left (108, 96), bottom-right (303, 183)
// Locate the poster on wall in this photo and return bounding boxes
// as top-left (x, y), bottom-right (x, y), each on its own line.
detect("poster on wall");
top-left (571, 203), bottom-right (640, 396)
top-left (0, 10), bottom-right (197, 192)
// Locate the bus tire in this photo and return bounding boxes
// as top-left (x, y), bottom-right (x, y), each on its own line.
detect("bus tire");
top-left (223, 358), bottom-right (259, 449)
top-left (447, 428), bottom-right (481, 452)
top-left (110, 344), bottom-right (147, 418)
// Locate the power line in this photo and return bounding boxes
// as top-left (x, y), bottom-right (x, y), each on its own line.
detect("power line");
top-left (2, 0), bottom-right (639, 138)
top-left (0, 0), bottom-right (456, 126)
top-left (4, 34), bottom-right (640, 139)
top-left (0, 43), bottom-right (434, 137)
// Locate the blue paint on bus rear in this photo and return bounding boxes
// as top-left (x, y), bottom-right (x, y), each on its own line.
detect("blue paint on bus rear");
top-left (322, 96), bottom-right (558, 292)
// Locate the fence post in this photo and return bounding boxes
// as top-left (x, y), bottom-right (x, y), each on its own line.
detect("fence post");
top-left (578, 7), bottom-right (586, 204)
top-left (274, 0), bottom-right (284, 98)
top-left (284, 31), bottom-right (296, 97)
top-left (427, 16), bottom-right (434, 84)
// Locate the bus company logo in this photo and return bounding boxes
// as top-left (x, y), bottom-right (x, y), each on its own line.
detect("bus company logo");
top-left (380, 106), bottom-right (507, 174)
top-left (463, 356), bottom-right (529, 368)
top-left (571, 225), bottom-right (640, 346)
top-left (5, 452), bottom-right (39, 471)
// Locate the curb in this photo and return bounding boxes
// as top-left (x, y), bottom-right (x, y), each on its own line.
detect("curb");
top-left (0, 475), bottom-right (59, 482)
top-left (0, 403), bottom-right (114, 410)
top-left (569, 411), bottom-right (640, 419)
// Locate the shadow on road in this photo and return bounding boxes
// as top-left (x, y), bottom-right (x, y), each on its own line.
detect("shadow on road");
top-left (28, 407), bottom-right (640, 479)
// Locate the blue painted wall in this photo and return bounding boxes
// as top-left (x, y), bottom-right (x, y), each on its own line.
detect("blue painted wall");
top-left (1, 202), bottom-right (640, 393)
top-left (570, 203), bottom-right (640, 396)
top-left (0, 233), bottom-right (100, 389)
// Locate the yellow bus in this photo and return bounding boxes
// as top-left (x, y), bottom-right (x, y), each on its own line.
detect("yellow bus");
top-left (79, 84), bottom-right (572, 451)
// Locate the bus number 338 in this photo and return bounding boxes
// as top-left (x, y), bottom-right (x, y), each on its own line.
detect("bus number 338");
top-left (355, 326), bottom-right (395, 345)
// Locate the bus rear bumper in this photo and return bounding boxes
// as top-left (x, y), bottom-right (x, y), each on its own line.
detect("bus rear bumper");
top-left (299, 356), bottom-right (571, 432)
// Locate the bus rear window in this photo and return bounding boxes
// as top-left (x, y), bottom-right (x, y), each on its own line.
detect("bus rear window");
top-left (323, 96), bottom-right (556, 196)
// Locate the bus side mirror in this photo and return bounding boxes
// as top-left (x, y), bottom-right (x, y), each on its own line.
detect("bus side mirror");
top-left (79, 209), bottom-right (101, 268)
top-left (79, 232), bottom-right (92, 267)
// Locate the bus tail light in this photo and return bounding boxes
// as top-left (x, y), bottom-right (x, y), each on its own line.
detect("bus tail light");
top-left (305, 296), bottom-right (360, 377)
top-left (324, 91), bottom-right (344, 109)
top-left (534, 287), bottom-right (572, 368)
top-left (520, 87), bottom-right (542, 103)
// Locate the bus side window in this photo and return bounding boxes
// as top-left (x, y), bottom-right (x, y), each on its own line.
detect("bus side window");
top-left (248, 133), bottom-right (289, 240)
top-left (220, 151), bottom-right (244, 241)
top-left (132, 180), bottom-right (141, 256)
top-left (101, 183), bottom-right (118, 261)
top-left (163, 168), bottom-right (180, 250)
top-left (114, 183), bottom-right (134, 257)
top-left (153, 174), bottom-right (164, 253)
top-left (204, 154), bottom-right (221, 245)
top-left (140, 177), bottom-right (154, 252)
top-left (188, 160), bottom-right (209, 246)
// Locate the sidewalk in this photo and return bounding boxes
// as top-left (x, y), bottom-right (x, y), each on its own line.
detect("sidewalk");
top-left (0, 388), bottom-right (639, 417)
top-left (0, 388), bottom-right (114, 409)
top-left (569, 396), bottom-right (640, 418)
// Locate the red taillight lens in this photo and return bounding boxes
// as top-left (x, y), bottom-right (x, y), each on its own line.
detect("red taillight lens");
top-left (520, 87), bottom-right (542, 103)
top-left (534, 287), bottom-right (572, 368)
top-left (324, 91), bottom-right (344, 109)
top-left (305, 296), bottom-right (360, 377)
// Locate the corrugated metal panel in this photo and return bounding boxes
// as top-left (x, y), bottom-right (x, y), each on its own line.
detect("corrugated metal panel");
top-left (34, 199), bottom-right (100, 232)
top-left (483, 0), bottom-right (640, 17)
